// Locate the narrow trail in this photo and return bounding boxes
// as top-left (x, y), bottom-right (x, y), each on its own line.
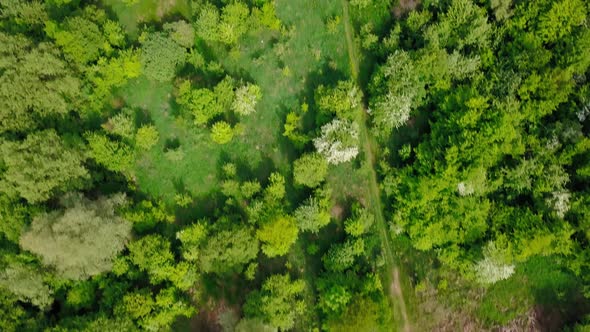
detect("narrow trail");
top-left (341, 2), bottom-right (412, 331)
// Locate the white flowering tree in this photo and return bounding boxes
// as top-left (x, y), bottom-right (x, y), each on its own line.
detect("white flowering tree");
top-left (368, 50), bottom-right (426, 136)
top-left (546, 191), bottom-right (571, 219)
top-left (313, 119), bottom-right (359, 165)
top-left (232, 83), bottom-right (262, 116)
top-left (474, 241), bottom-right (515, 284)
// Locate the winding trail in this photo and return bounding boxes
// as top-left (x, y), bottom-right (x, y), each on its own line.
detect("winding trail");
top-left (341, 2), bottom-right (412, 331)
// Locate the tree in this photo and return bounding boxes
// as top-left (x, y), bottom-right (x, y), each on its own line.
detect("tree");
top-left (66, 280), bottom-right (96, 310)
top-left (211, 121), bottom-right (234, 144)
top-left (368, 50), bottom-right (425, 134)
top-left (322, 238), bottom-right (365, 272)
top-left (344, 204), bottom-right (374, 237)
top-left (140, 32), bottom-right (186, 82)
top-left (293, 152), bottom-right (328, 188)
top-left (244, 274), bottom-right (305, 330)
top-left (135, 125), bottom-right (159, 150)
top-left (0, 263), bottom-right (53, 310)
top-left (178, 84), bottom-right (223, 125)
top-left (0, 33), bottom-right (79, 133)
top-left (257, 216), bottom-right (299, 257)
top-left (0, 0), bottom-right (47, 27)
top-left (196, 4), bottom-right (221, 42)
top-left (47, 15), bottom-right (106, 65)
top-left (176, 222), bottom-right (207, 261)
top-left (198, 225), bottom-right (259, 274)
top-left (0, 195), bottom-right (34, 243)
top-left (232, 83), bottom-right (262, 116)
top-left (424, 0), bottom-right (491, 51)
top-left (85, 49), bottom-right (141, 112)
top-left (325, 296), bottom-right (389, 331)
top-left (86, 132), bottom-right (135, 174)
top-left (127, 235), bottom-right (175, 284)
top-left (104, 112), bottom-right (135, 139)
top-left (313, 118), bottom-right (359, 165)
top-left (294, 189), bottom-right (331, 233)
top-left (263, 172), bottom-right (286, 202)
top-left (19, 193), bottom-right (132, 280)
top-left (219, 2), bottom-right (250, 45)
top-left (0, 288), bottom-right (37, 332)
top-left (164, 20), bottom-right (195, 48)
top-left (315, 80), bottom-right (362, 120)
top-left (317, 283), bottom-right (351, 316)
top-left (115, 287), bottom-right (193, 331)
top-left (0, 130), bottom-right (88, 203)
top-left (537, 0), bottom-right (586, 44)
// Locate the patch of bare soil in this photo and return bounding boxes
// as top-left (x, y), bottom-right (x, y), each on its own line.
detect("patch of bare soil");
top-left (330, 204), bottom-right (345, 220)
top-left (157, 0), bottom-right (177, 19)
top-left (189, 298), bottom-right (235, 332)
top-left (393, 0), bottom-right (421, 18)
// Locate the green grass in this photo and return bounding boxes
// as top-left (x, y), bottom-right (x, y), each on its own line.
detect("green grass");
top-left (212, 0), bottom-right (351, 168)
top-left (118, 0), bottom-right (352, 204)
top-left (102, 0), bottom-right (190, 36)
top-left (119, 77), bottom-right (264, 202)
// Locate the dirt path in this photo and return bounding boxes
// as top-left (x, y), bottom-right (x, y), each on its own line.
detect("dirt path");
top-left (391, 268), bottom-right (411, 332)
top-left (341, 1), bottom-right (412, 331)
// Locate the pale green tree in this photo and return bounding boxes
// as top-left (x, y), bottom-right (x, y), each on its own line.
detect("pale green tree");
top-left (369, 50), bottom-right (425, 134)
top-left (294, 189), bottom-right (331, 233)
top-left (0, 263), bottom-right (53, 310)
top-left (19, 194), bottom-right (131, 280)
top-left (164, 20), bottom-right (195, 48)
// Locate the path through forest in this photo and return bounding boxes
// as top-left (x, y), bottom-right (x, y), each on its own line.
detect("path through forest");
top-left (341, 1), bottom-right (412, 331)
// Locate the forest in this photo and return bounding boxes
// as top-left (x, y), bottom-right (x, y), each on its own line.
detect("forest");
top-left (0, 0), bottom-right (589, 331)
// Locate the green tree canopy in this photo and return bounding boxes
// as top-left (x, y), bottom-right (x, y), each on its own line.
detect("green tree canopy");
top-left (0, 130), bottom-right (88, 203)
top-left (140, 32), bottom-right (186, 82)
top-left (199, 224), bottom-right (259, 274)
top-left (257, 216), bottom-right (299, 257)
top-left (315, 80), bottom-right (362, 120)
top-left (0, 33), bottom-right (79, 133)
top-left (244, 274), bottom-right (305, 330)
top-left (293, 152), bottom-right (329, 188)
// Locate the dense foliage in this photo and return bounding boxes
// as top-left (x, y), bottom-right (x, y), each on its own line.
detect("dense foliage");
top-left (0, 0), bottom-right (589, 331)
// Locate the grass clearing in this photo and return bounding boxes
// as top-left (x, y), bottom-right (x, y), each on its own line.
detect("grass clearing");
top-left (119, 77), bottom-right (263, 202)
top-left (102, 0), bottom-right (190, 36)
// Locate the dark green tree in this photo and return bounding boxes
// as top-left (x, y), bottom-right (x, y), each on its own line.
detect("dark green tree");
top-left (0, 130), bottom-right (88, 203)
